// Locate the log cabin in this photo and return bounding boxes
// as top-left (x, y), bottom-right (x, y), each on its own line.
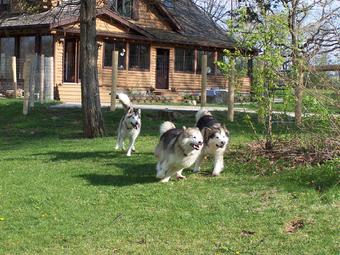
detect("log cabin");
top-left (0, 0), bottom-right (252, 103)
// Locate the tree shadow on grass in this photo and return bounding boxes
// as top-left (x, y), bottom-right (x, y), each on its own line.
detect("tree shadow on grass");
top-left (32, 150), bottom-right (154, 162)
top-left (76, 162), bottom-right (157, 187)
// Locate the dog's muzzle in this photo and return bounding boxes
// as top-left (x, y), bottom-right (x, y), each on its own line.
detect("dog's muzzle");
top-left (131, 122), bottom-right (140, 129)
top-left (191, 141), bottom-right (203, 150)
top-left (216, 141), bottom-right (226, 148)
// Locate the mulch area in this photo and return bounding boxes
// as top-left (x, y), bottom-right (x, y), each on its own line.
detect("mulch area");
top-left (234, 136), bottom-right (339, 168)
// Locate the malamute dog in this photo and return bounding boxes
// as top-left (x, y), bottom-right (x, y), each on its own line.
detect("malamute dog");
top-left (155, 121), bottom-right (203, 183)
top-left (193, 109), bottom-right (229, 176)
top-left (115, 93), bottom-right (141, 157)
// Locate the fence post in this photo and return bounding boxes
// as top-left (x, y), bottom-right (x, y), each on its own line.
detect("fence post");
top-left (111, 50), bottom-right (119, 111)
top-left (29, 54), bottom-right (37, 108)
top-left (227, 58), bottom-right (235, 122)
top-left (39, 54), bottom-right (45, 103)
top-left (11, 56), bottom-right (17, 98)
top-left (201, 53), bottom-right (207, 107)
top-left (23, 58), bottom-right (32, 115)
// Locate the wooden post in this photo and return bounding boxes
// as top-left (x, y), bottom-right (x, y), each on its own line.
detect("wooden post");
top-left (39, 54), bottom-right (45, 103)
top-left (111, 50), bottom-right (119, 111)
top-left (227, 58), bottom-right (235, 122)
top-left (11, 56), bottom-right (17, 98)
top-left (29, 55), bottom-right (37, 108)
top-left (200, 53), bottom-right (207, 107)
top-left (23, 58), bottom-right (32, 115)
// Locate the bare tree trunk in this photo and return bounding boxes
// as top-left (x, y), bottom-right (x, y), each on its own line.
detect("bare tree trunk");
top-left (80, 0), bottom-right (105, 138)
top-left (227, 57), bottom-right (235, 122)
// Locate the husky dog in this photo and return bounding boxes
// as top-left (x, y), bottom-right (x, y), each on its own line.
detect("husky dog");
top-left (155, 121), bottom-right (203, 183)
top-left (193, 109), bottom-right (229, 176)
top-left (115, 93), bottom-right (141, 157)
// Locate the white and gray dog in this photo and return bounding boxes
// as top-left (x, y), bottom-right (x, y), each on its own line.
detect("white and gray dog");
top-left (193, 109), bottom-right (229, 176)
top-left (115, 93), bottom-right (141, 157)
top-left (155, 121), bottom-right (203, 183)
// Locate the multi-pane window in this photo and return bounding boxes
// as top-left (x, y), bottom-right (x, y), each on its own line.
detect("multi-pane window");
top-left (175, 48), bottom-right (194, 72)
top-left (19, 36), bottom-right (35, 79)
top-left (129, 43), bottom-right (150, 70)
top-left (0, 37), bottom-right (15, 79)
top-left (103, 41), bottom-right (126, 69)
top-left (41, 36), bottom-right (53, 58)
top-left (108, 0), bottom-right (133, 18)
top-left (0, 0), bottom-right (10, 12)
top-left (197, 50), bottom-right (215, 75)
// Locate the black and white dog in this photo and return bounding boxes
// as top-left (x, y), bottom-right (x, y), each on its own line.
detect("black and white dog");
top-left (193, 109), bottom-right (229, 176)
top-left (155, 121), bottom-right (203, 182)
top-left (115, 93), bottom-right (141, 157)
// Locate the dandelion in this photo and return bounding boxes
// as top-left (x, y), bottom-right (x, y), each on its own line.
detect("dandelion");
top-left (0, 217), bottom-right (5, 221)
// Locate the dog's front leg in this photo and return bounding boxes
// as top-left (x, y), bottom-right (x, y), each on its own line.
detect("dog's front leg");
top-left (176, 169), bottom-right (186, 180)
top-left (212, 152), bottom-right (224, 176)
top-left (193, 153), bottom-right (204, 173)
top-left (126, 135), bottom-right (137, 157)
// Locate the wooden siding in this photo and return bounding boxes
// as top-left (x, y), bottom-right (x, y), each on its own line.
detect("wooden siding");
top-left (54, 37), bottom-right (63, 85)
top-left (131, 0), bottom-right (172, 31)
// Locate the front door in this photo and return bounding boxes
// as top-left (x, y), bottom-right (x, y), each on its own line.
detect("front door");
top-left (64, 38), bottom-right (80, 83)
top-left (156, 48), bottom-right (169, 89)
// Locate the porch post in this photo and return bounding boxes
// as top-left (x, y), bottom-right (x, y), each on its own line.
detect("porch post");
top-left (11, 56), bottom-right (17, 98)
top-left (39, 54), bottom-right (45, 103)
top-left (111, 50), bottom-right (119, 111)
top-left (200, 53), bottom-right (207, 107)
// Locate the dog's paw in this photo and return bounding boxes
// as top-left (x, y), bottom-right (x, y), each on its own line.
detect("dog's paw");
top-left (126, 152), bottom-right (132, 157)
top-left (176, 174), bottom-right (187, 180)
top-left (212, 172), bottom-right (220, 177)
top-left (193, 168), bottom-right (200, 173)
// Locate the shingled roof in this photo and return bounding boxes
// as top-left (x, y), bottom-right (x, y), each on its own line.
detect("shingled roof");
top-left (0, 0), bottom-right (234, 49)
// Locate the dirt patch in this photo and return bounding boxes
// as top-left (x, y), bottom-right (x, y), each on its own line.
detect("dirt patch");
top-left (285, 219), bottom-right (305, 233)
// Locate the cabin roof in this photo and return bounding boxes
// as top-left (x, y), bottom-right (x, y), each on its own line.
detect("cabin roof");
top-left (0, 0), bottom-right (234, 49)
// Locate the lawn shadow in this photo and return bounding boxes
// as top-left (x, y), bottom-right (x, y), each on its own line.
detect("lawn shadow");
top-left (32, 150), bottom-right (154, 162)
top-left (77, 162), bottom-right (157, 187)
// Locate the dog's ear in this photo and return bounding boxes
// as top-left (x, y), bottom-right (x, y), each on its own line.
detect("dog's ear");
top-left (203, 127), bottom-right (213, 142)
top-left (127, 108), bottom-right (133, 116)
top-left (222, 124), bottom-right (230, 136)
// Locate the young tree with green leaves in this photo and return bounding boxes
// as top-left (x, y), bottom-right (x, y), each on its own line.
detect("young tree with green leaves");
top-left (221, 7), bottom-right (288, 149)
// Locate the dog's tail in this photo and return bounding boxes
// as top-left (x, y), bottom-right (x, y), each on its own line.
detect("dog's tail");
top-left (196, 109), bottom-right (211, 122)
top-left (160, 121), bottom-right (176, 136)
top-left (116, 93), bottom-right (132, 110)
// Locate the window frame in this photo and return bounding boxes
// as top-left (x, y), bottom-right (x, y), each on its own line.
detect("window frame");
top-left (174, 47), bottom-right (195, 73)
top-left (109, 0), bottom-right (134, 19)
top-left (128, 43), bottom-right (150, 71)
top-left (102, 40), bottom-right (127, 70)
top-left (0, 0), bottom-right (10, 12)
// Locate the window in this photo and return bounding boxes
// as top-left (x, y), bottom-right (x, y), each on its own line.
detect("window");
top-left (41, 36), bottom-right (53, 58)
top-left (129, 43), bottom-right (150, 70)
top-left (175, 48), bottom-right (194, 72)
top-left (0, 0), bottom-right (10, 12)
top-left (197, 50), bottom-right (215, 75)
top-left (109, 0), bottom-right (133, 18)
top-left (0, 37), bottom-right (15, 79)
top-left (103, 41), bottom-right (126, 69)
top-left (19, 36), bottom-right (35, 79)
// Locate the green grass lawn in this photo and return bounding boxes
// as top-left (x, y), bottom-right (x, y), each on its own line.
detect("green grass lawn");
top-left (0, 99), bottom-right (339, 254)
